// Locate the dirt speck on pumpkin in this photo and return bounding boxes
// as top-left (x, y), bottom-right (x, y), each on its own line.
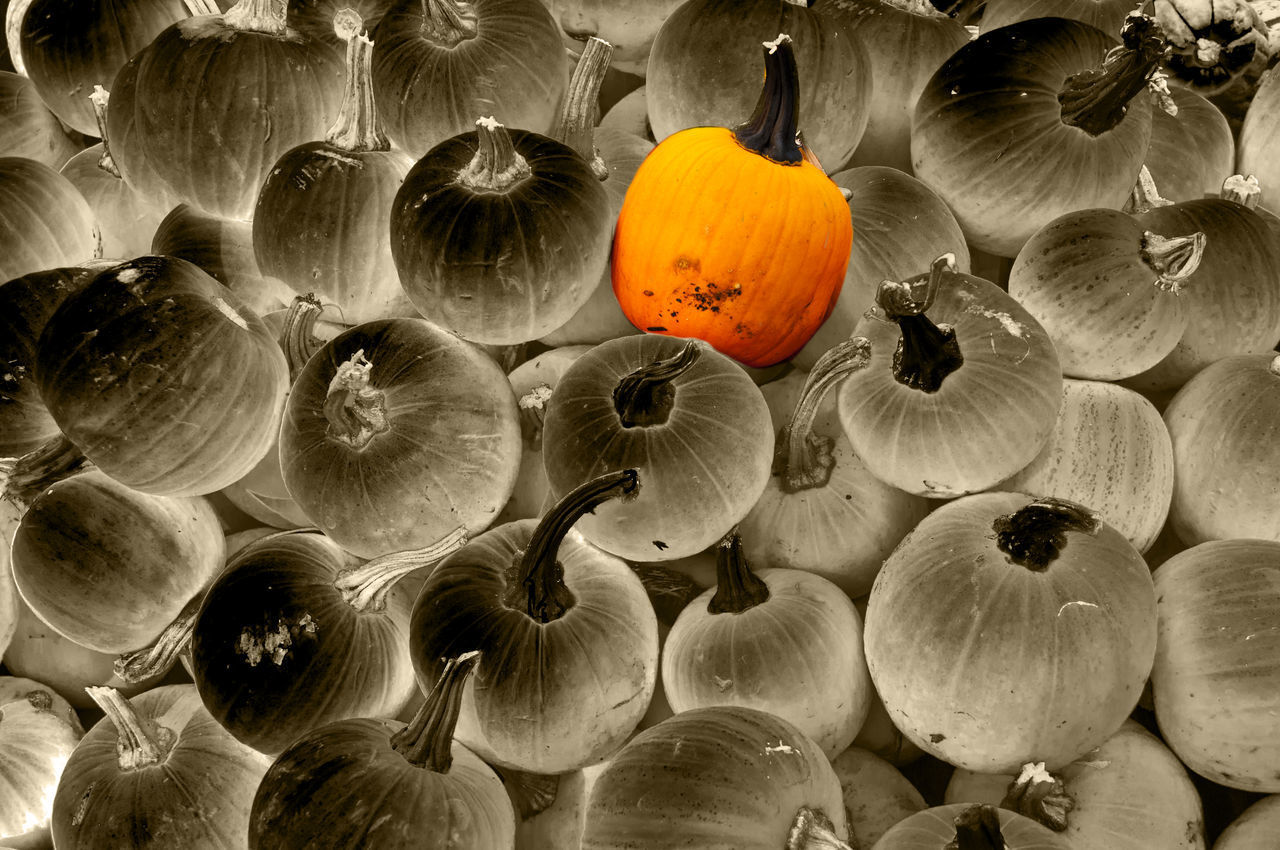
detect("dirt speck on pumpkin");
top-left (72, 781), bottom-right (97, 827)
top-left (237, 613), bottom-right (318, 667)
top-left (929, 733), bottom-right (946, 743)
top-left (652, 540), bottom-right (668, 550)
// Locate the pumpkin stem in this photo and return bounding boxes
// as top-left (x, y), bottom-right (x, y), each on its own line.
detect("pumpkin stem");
top-left (0, 433), bottom-right (89, 509)
top-left (708, 529), bottom-right (771, 614)
top-left (785, 807), bottom-right (855, 850)
top-left (390, 650), bottom-right (481, 773)
top-left (992, 497), bottom-right (1102, 571)
top-left (505, 469), bottom-right (640, 623)
top-left (776, 338), bottom-right (873, 492)
top-left (1001, 762), bottom-right (1075, 832)
top-left (732, 34), bottom-right (804, 165)
top-left (518, 383), bottom-right (553, 451)
top-left (945, 804), bottom-right (1008, 850)
top-left (1058, 13), bottom-right (1169, 137)
top-left (1220, 174), bottom-right (1262, 209)
top-left (612, 339), bottom-right (702, 428)
top-left (492, 765), bottom-right (561, 819)
top-left (1125, 165), bottom-right (1174, 213)
top-left (113, 589), bottom-right (207, 684)
top-left (279, 294), bottom-right (326, 381)
top-left (88, 86), bottom-right (120, 178)
top-left (419, 0), bottom-right (477, 46)
top-left (1141, 231), bottom-right (1206, 293)
top-left (875, 254), bottom-right (963, 393)
top-left (457, 117), bottom-right (532, 192)
top-left (183, 0), bottom-right (221, 14)
top-left (334, 527), bottom-right (469, 612)
top-left (326, 18), bottom-right (391, 153)
top-left (554, 37), bottom-right (613, 181)
top-left (86, 687), bottom-right (177, 771)
top-left (222, 0), bottom-right (290, 36)
top-left (323, 349), bottom-right (389, 449)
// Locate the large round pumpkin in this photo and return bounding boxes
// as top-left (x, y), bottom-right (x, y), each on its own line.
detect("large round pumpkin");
top-left (863, 492), bottom-right (1158, 773)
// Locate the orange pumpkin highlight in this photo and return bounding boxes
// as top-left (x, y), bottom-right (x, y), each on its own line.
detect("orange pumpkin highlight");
top-left (611, 33), bottom-right (852, 368)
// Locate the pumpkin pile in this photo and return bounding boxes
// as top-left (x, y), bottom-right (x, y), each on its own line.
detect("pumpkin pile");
top-left (3, 0), bottom-right (1280, 847)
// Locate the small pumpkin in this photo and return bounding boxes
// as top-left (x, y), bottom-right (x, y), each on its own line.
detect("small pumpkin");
top-left (831, 746), bottom-right (928, 849)
top-left (614, 34), bottom-right (852, 367)
top-left (1154, 0), bottom-right (1272, 95)
top-left (0, 676), bottom-right (83, 848)
top-left (1145, 85), bottom-right (1236, 203)
top-left (0, 156), bottom-right (100, 283)
top-left (1239, 65), bottom-right (1280, 211)
top-left (0, 69), bottom-right (86, 168)
top-left (247, 652), bottom-right (516, 849)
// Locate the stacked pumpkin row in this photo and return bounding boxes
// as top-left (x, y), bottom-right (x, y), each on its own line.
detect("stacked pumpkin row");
top-left (3, 0), bottom-right (1280, 848)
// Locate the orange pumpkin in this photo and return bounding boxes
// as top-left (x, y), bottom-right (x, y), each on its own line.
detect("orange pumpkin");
top-left (610, 33), bottom-right (852, 368)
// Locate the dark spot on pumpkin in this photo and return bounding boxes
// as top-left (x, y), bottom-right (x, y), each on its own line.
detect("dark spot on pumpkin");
top-left (929, 733), bottom-right (946, 743)
top-left (685, 280), bottom-right (741, 312)
top-left (653, 540), bottom-right (668, 551)
top-left (642, 290), bottom-right (654, 297)
top-left (646, 327), bottom-right (667, 332)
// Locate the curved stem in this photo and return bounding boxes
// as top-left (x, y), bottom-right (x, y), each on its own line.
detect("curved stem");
top-left (1141, 231), bottom-right (1206, 293)
top-left (0, 433), bottom-right (89, 508)
top-left (1059, 14), bottom-right (1168, 136)
top-left (419, 0), bottom-right (478, 46)
top-left (504, 469), bottom-right (640, 623)
top-left (113, 590), bottom-right (207, 684)
top-left (555, 37), bottom-right (613, 180)
top-left (85, 687), bottom-right (176, 771)
top-left (946, 804), bottom-right (1009, 850)
top-left (776, 338), bottom-right (873, 492)
top-left (875, 254), bottom-right (963, 393)
top-left (732, 34), bottom-right (803, 165)
top-left (390, 650), bottom-right (480, 773)
top-left (88, 86), bottom-right (120, 178)
top-left (326, 24), bottom-right (391, 153)
top-left (993, 497), bottom-right (1102, 571)
top-left (222, 0), bottom-right (289, 35)
top-left (1221, 173), bottom-right (1263, 208)
top-left (1001, 762), bottom-right (1075, 832)
top-left (707, 529), bottom-right (770, 615)
top-left (334, 527), bottom-right (468, 612)
top-left (1126, 164), bottom-right (1173, 213)
top-left (457, 117), bottom-right (531, 192)
top-left (785, 807), bottom-right (854, 850)
top-left (183, 0), bottom-right (222, 14)
top-left (280, 294), bottom-right (325, 380)
top-left (612, 340), bottom-right (702, 428)
top-left (323, 349), bottom-right (389, 449)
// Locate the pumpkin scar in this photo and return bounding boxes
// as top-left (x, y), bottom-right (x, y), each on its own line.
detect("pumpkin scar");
top-left (237, 614), bottom-right (318, 666)
top-left (763, 741), bottom-right (797, 755)
top-left (1057, 600), bottom-right (1100, 616)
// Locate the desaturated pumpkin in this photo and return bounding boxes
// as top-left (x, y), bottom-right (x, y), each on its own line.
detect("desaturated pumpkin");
top-left (863, 492), bottom-right (1158, 773)
top-left (0, 676), bottom-right (82, 848)
top-left (0, 156), bottom-right (100, 283)
top-left (978, 0), bottom-right (1134, 35)
top-left (831, 746), bottom-right (927, 849)
top-left (613, 35), bottom-right (852, 367)
top-left (541, 0), bottom-right (684, 75)
top-left (1145, 85), bottom-right (1236, 204)
top-left (870, 803), bottom-right (1070, 850)
top-left (0, 69), bottom-right (85, 169)
top-left (1214, 796), bottom-right (1280, 850)
top-left (1239, 65), bottom-right (1280, 210)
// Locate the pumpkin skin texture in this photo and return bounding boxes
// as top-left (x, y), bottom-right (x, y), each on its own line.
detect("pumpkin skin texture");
top-left (660, 534), bottom-right (872, 760)
top-left (581, 705), bottom-right (851, 850)
top-left (1214, 796), bottom-right (1280, 850)
top-left (979, 0), bottom-right (1134, 35)
top-left (870, 803), bottom-right (1069, 850)
top-left (105, 2), bottom-right (347, 221)
top-left (911, 17), bottom-right (1158, 257)
top-left (836, 259), bottom-right (1063, 498)
top-left (409, 472), bottom-right (660, 774)
top-left (11, 469), bottom-right (225, 654)
top-left (944, 719), bottom-right (1207, 850)
top-left (863, 492), bottom-right (1158, 773)
top-left (50, 685), bottom-right (273, 850)
top-left (1152, 539), bottom-right (1280, 792)
top-left (1162, 353), bottom-right (1280, 545)
top-left (0, 676), bottom-right (83, 848)
top-left (832, 746), bottom-right (927, 849)
top-left (541, 0), bottom-right (684, 76)
top-left (540, 335), bottom-right (774, 561)
top-left (390, 121), bottom-right (612, 345)
top-left (645, 0), bottom-right (871, 172)
top-left (999, 379), bottom-right (1174, 553)
top-left (1007, 207), bottom-right (1196, 381)
top-left (0, 157), bottom-right (100, 283)
top-left (60, 141), bottom-right (168, 262)
top-left (1145, 86), bottom-right (1235, 204)
top-left (1239, 66), bottom-right (1280, 210)
top-left (35, 256), bottom-right (290, 497)
top-left (190, 530), bottom-right (425, 755)
top-left (278, 317), bottom-right (522, 559)
top-left (0, 70), bottom-right (85, 169)
top-left (370, 0), bottom-right (569, 159)
top-left (793, 166), bottom-right (970, 371)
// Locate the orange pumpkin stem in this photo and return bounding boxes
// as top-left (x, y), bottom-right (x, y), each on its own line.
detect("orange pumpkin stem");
top-left (334, 527), bottom-right (469, 612)
top-left (785, 806), bottom-right (855, 850)
top-left (946, 805), bottom-right (1008, 850)
top-left (613, 340), bottom-right (702, 427)
top-left (419, 0), bottom-right (477, 45)
top-left (1141, 230), bottom-right (1206, 293)
top-left (0, 432), bottom-right (89, 509)
top-left (992, 497), bottom-right (1102, 571)
top-left (114, 589), bottom-right (207, 684)
top-left (875, 254), bottom-right (963, 393)
top-left (88, 86), bottom-right (120, 178)
top-left (326, 20), bottom-right (392, 153)
top-left (1058, 14), bottom-right (1169, 137)
top-left (86, 687), bottom-right (176, 771)
top-left (279, 293), bottom-right (325, 380)
top-left (732, 34), bottom-right (804, 165)
top-left (777, 337), bottom-right (873, 492)
top-left (506, 469), bottom-right (640, 623)
top-left (1000, 762), bottom-right (1075, 832)
top-left (708, 530), bottom-right (771, 614)
top-left (555, 37), bottom-right (613, 181)
top-left (391, 650), bottom-right (481, 773)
